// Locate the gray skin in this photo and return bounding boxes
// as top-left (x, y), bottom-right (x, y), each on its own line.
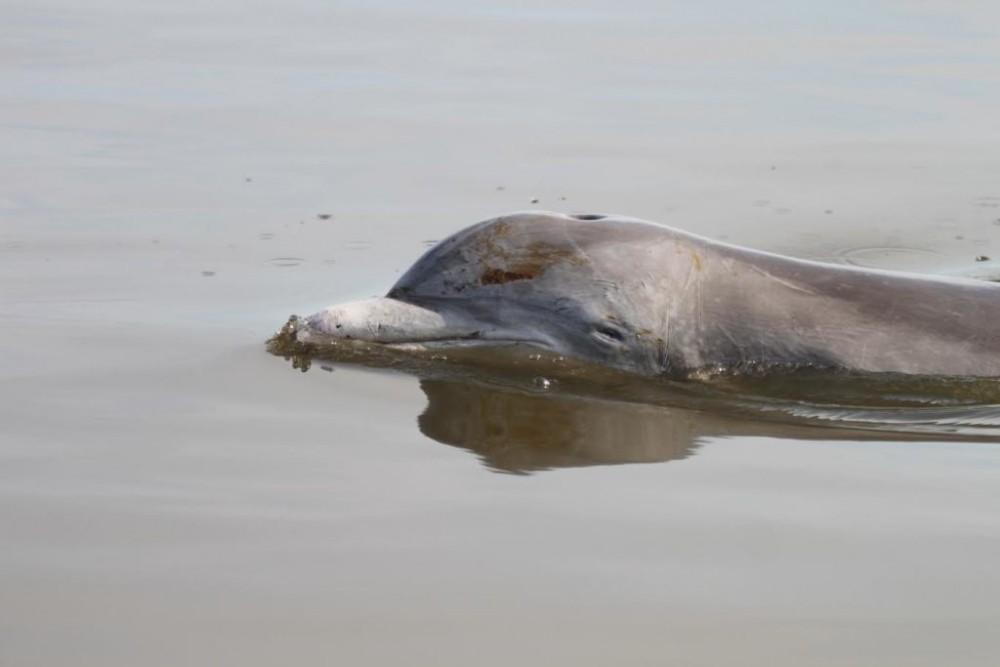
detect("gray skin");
top-left (301, 211), bottom-right (1000, 378)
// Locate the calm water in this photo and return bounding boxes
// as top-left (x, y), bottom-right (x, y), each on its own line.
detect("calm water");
top-left (4, 2), bottom-right (1000, 665)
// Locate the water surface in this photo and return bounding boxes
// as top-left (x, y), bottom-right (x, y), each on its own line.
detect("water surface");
top-left (4, 1), bottom-right (1000, 665)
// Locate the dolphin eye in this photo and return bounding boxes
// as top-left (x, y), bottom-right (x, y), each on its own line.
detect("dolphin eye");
top-left (594, 324), bottom-right (625, 343)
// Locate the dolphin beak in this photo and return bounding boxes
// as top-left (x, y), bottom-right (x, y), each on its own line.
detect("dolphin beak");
top-left (303, 297), bottom-right (480, 344)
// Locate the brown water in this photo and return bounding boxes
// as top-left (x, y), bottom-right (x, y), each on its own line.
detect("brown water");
top-left (4, 2), bottom-right (1000, 665)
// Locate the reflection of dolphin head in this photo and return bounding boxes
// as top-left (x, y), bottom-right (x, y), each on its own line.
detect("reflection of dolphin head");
top-left (417, 379), bottom-right (700, 473)
top-left (302, 212), bottom-right (688, 375)
top-left (411, 375), bottom-right (996, 474)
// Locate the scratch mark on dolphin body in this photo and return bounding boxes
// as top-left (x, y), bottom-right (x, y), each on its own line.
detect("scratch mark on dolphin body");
top-left (560, 222), bottom-right (598, 286)
top-left (691, 252), bottom-right (703, 272)
top-left (749, 266), bottom-right (819, 296)
top-left (716, 321), bottom-right (742, 360)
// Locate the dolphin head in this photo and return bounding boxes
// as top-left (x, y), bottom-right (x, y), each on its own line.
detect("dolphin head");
top-left (302, 212), bottom-right (687, 374)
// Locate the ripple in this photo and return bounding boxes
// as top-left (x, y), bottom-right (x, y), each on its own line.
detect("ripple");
top-left (836, 246), bottom-right (944, 272)
top-left (268, 257), bottom-right (304, 268)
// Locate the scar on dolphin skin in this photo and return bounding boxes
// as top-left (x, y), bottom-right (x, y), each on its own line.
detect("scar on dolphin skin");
top-left (480, 267), bottom-right (537, 285)
top-left (476, 239), bottom-right (582, 286)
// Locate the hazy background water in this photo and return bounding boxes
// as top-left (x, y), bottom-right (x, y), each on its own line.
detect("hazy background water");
top-left (4, 1), bottom-right (1000, 665)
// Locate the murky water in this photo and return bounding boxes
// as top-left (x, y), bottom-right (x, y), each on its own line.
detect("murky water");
top-left (4, 2), bottom-right (1000, 665)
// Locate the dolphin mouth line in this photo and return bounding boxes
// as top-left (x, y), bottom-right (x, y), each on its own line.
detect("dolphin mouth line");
top-left (385, 337), bottom-right (551, 350)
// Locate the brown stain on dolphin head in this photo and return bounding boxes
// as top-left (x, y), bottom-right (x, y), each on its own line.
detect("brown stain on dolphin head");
top-left (475, 222), bottom-right (584, 286)
top-left (480, 267), bottom-right (538, 285)
top-left (478, 245), bottom-right (582, 285)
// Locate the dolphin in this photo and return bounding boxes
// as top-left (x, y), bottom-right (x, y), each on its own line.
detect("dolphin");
top-left (290, 211), bottom-right (1000, 378)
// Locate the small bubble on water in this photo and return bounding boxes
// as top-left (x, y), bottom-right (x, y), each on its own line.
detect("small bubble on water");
top-left (530, 197), bottom-right (540, 204)
top-left (201, 270), bottom-right (216, 277)
top-left (317, 213), bottom-right (332, 220)
top-left (976, 255), bottom-right (990, 262)
top-left (533, 377), bottom-right (554, 390)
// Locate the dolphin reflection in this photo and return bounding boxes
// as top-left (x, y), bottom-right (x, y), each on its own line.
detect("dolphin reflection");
top-left (418, 379), bottom-right (699, 472)
top-left (415, 377), bottom-right (966, 474)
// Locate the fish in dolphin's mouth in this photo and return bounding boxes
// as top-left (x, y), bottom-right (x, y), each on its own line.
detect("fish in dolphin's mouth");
top-left (300, 297), bottom-right (488, 345)
top-left (270, 296), bottom-right (551, 351)
top-left (266, 302), bottom-right (560, 375)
